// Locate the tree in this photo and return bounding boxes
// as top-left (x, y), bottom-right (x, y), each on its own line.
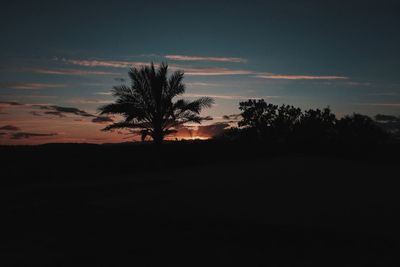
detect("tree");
top-left (297, 107), bottom-right (337, 144)
top-left (238, 99), bottom-right (278, 140)
top-left (238, 99), bottom-right (302, 142)
top-left (99, 63), bottom-right (213, 144)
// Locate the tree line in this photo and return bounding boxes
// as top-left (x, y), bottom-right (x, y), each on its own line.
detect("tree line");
top-left (99, 63), bottom-right (394, 145)
top-left (218, 99), bottom-right (389, 146)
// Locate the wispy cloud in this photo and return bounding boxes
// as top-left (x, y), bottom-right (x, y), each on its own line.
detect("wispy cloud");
top-left (32, 104), bottom-right (114, 124)
top-left (184, 67), bottom-right (254, 76)
top-left (346, 81), bottom-right (371, 86)
top-left (66, 98), bottom-right (113, 104)
top-left (11, 132), bottom-right (58, 140)
top-left (94, 92), bottom-right (113, 96)
top-left (184, 93), bottom-right (279, 100)
top-left (366, 92), bottom-right (398, 96)
top-left (27, 68), bottom-right (116, 76)
top-left (352, 103), bottom-right (400, 107)
top-left (0, 101), bottom-right (23, 106)
top-left (91, 116), bottom-right (114, 123)
top-left (165, 55), bottom-right (247, 63)
top-left (186, 82), bottom-right (220, 87)
top-left (0, 83), bottom-right (65, 89)
top-left (66, 59), bottom-right (148, 68)
top-left (37, 105), bottom-right (95, 117)
top-left (255, 74), bottom-right (348, 80)
top-left (222, 114), bottom-right (242, 121)
top-left (64, 58), bottom-right (253, 76)
top-left (0, 125), bottom-right (20, 131)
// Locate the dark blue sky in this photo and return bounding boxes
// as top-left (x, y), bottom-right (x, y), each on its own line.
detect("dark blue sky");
top-left (1, 0), bottom-right (400, 143)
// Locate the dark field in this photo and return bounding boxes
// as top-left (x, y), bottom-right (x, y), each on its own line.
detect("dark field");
top-left (1, 142), bottom-right (400, 266)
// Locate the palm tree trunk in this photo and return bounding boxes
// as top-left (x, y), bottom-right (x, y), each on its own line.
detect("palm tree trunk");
top-left (153, 126), bottom-right (164, 145)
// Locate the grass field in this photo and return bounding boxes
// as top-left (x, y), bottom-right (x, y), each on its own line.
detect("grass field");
top-left (1, 143), bottom-right (399, 266)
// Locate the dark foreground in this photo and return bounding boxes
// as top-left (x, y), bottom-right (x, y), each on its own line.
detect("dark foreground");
top-left (1, 142), bottom-right (400, 266)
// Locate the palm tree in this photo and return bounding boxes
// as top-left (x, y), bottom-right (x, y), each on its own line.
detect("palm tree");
top-left (99, 63), bottom-right (214, 144)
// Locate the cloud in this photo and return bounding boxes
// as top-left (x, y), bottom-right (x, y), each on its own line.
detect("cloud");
top-left (165, 55), bottom-right (247, 63)
top-left (32, 105), bottom-right (114, 124)
top-left (95, 92), bottom-right (113, 96)
top-left (27, 68), bottom-right (116, 76)
top-left (66, 98), bottom-right (113, 104)
top-left (346, 81), bottom-right (371, 86)
top-left (64, 58), bottom-right (252, 76)
top-left (0, 101), bottom-right (24, 114)
top-left (184, 93), bottom-right (279, 100)
top-left (66, 59), bottom-right (148, 68)
top-left (0, 83), bottom-right (65, 89)
top-left (44, 111), bottom-right (66, 117)
top-left (255, 74), bottom-right (348, 80)
top-left (37, 105), bottom-right (95, 117)
top-left (367, 92), bottom-right (398, 96)
top-left (186, 82), bottom-right (220, 87)
top-left (184, 67), bottom-right (253, 76)
top-left (11, 132), bottom-right (58, 140)
top-left (91, 116), bottom-right (114, 123)
top-left (29, 111), bottom-right (42, 116)
top-left (222, 114), bottom-right (242, 121)
top-left (352, 103), bottom-right (400, 107)
top-left (195, 122), bottom-right (231, 137)
top-left (0, 125), bottom-right (20, 131)
top-left (0, 101), bottom-right (23, 106)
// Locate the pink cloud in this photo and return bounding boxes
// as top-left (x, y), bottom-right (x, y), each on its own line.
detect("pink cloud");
top-left (184, 93), bottom-right (279, 100)
top-left (64, 58), bottom-right (252, 76)
top-left (255, 74), bottom-right (348, 80)
top-left (0, 83), bottom-right (65, 89)
top-left (66, 59), bottom-right (148, 68)
top-left (66, 98), bottom-right (113, 104)
top-left (184, 67), bottom-right (254, 76)
top-left (28, 68), bottom-right (116, 76)
top-left (165, 55), bottom-right (247, 63)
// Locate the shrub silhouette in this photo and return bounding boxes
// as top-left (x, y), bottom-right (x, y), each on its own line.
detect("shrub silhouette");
top-left (99, 63), bottom-right (213, 144)
top-left (335, 113), bottom-right (388, 145)
top-left (375, 114), bottom-right (400, 139)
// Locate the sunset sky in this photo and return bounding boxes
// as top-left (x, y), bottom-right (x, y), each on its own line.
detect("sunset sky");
top-left (1, 1), bottom-right (400, 144)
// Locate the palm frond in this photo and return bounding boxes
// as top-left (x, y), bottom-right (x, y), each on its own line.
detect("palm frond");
top-left (167, 70), bottom-right (185, 97)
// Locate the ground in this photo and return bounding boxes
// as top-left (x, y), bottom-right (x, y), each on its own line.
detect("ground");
top-left (1, 144), bottom-right (400, 266)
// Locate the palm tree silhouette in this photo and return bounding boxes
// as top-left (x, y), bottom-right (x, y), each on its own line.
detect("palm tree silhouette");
top-left (99, 63), bottom-right (214, 144)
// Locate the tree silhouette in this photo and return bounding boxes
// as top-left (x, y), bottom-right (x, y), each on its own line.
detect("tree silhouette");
top-left (296, 107), bottom-right (337, 144)
top-left (221, 99), bottom-right (390, 146)
top-left (335, 113), bottom-right (388, 145)
top-left (99, 63), bottom-right (213, 144)
top-left (238, 99), bottom-right (302, 142)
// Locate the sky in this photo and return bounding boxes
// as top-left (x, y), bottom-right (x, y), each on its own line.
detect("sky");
top-left (1, 0), bottom-right (400, 144)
